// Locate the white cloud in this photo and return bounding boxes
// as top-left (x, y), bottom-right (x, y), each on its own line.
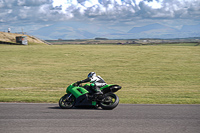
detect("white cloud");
top-left (0, 0), bottom-right (200, 33)
top-left (144, 0), bottom-right (163, 9)
top-left (50, 0), bottom-right (200, 20)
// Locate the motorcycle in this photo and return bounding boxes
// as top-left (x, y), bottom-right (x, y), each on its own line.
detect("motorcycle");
top-left (59, 82), bottom-right (121, 110)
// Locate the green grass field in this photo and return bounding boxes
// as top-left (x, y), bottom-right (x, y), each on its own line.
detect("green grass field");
top-left (0, 44), bottom-right (200, 104)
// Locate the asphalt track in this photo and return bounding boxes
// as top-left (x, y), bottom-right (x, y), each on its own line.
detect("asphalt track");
top-left (0, 103), bottom-right (199, 133)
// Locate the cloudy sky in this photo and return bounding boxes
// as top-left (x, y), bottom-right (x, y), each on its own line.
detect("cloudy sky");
top-left (0, 0), bottom-right (200, 38)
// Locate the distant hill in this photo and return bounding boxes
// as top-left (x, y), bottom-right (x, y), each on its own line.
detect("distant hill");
top-left (181, 24), bottom-right (200, 32)
top-left (128, 23), bottom-right (178, 33)
top-left (28, 22), bottom-right (200, 40)
top-left (0, 32), bottom-right (46, 44)
top-left (29, 22), bottom-right (123, 40)
top-left (30, 22), bottom-right (97, 40)
top-left (127, 23), bottom-right (200, 39)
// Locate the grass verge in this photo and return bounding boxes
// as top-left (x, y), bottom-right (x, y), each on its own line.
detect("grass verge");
top-left (0, 44), bottom-right (200, 104)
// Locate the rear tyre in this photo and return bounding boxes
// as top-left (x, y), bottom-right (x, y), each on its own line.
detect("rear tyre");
top-left (59, 94), bottom-right (76, 109)
top-left (99, 93), bottom-right (119, 110)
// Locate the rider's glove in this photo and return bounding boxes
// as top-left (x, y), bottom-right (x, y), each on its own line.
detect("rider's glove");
top-left (74, 81), bottom-right (81, 86)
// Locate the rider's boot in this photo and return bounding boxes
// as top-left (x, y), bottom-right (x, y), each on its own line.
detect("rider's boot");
top-left (93, 86), bottom-right (103, 95)
top-left (95, 91), bottom-right (103, 95)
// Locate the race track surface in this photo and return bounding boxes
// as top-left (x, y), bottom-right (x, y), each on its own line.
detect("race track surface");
top-left (0, 103), bottom-right (199, 133)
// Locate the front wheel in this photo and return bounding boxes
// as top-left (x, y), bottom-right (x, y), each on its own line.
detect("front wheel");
top-left (99, 93), bottom-right (119, 110)
top-left (59, 94), bottom-right (76, 109)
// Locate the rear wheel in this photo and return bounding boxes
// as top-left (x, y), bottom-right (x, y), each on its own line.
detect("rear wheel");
top-left (59, 94), bottom-right (76, 109)
top-left (99, 93), bottom-right (119, 110)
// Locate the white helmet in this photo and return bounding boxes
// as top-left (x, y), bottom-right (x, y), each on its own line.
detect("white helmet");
top-left (88, 72), bottom-right (96, 79)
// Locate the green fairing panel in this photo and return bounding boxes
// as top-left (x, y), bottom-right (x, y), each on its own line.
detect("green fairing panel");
top-left (66, 84), bottom-right (73, 93)
top-left (70, 87), bottom-right (89, 98)
top-left (83, 84), bottom-right (91, 87)
top-left (92, 101), bottom-right (96, 106)
top-left (100, 84), bottom-right (115, 90)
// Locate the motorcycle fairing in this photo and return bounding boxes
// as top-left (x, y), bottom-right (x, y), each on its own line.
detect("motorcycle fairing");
top-left (100, 85), bottom-right (121, 93)
top-left (66, 83), bottom-right (121, 99)
top-left (70, 87), bottom-right (89, 98)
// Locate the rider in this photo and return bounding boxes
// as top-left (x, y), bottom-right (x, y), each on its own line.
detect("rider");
top-left (75, 72), bottom-right (107, 95)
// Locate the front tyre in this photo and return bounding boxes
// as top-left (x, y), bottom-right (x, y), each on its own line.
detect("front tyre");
top-left (99, 93), bottom-right (119, 110)
top-left (59, 94), bottom-right (76, 109)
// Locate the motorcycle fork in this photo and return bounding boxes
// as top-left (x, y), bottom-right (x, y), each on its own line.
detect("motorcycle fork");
top-left (66, 93), bottom-right (72, 100)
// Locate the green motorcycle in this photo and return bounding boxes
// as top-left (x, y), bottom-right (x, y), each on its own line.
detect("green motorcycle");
top-left (59, 82), bottom-right (121, 110)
